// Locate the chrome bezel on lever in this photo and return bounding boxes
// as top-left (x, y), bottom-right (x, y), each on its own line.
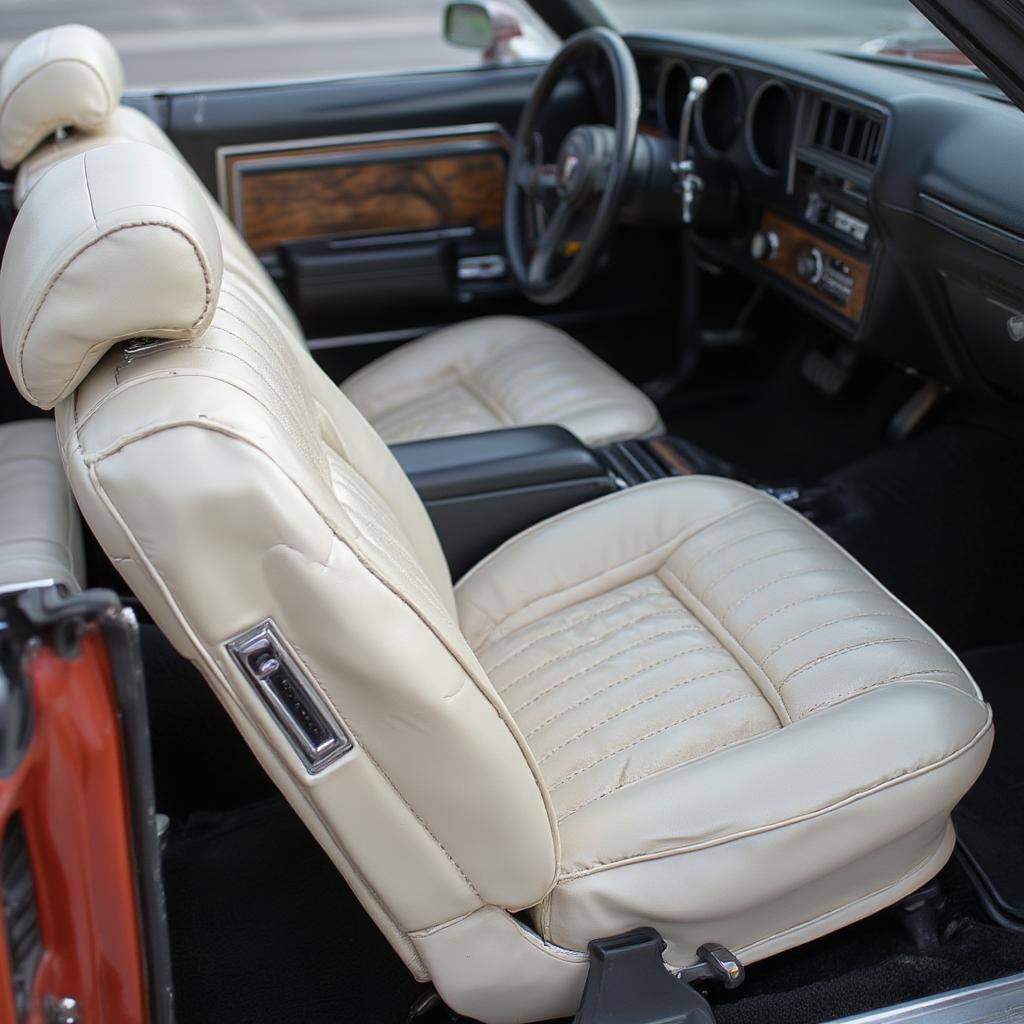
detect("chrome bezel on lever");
top-left (228, 619), bottom-right (352, 774)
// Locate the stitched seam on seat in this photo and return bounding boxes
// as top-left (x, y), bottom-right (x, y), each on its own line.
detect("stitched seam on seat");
top-left (371, 384), bottom-right (488, 438)
top-left (457, 374), bottom-right (513, 426)
top-left (721, 565), bottom-right (859, 619)
top-left (682, 523), bottom-right (803, 585)
top-left (467, 498), bottom-right (765, 649)
top-left (698, 544), bottom-right (830, 602)
top-left (550, 692), bottom-right (761, 798)
top-left (331, 469), bottom-right (453, 625)
top-left (658, 565), bottom-right (789, 727)
top-left (191, 338), bottom-right (321, 466)
top-left (501, 613), bottom-right (701, 701)
top-left (275, 617), bottom-right (484, 902)
top-left (510, 638), bottom-right (724, 719)
top-left (481, 581), bottom-right (664, 669)
top-left (778, 636), bottom-right (934, 690)
top-left (79, 368), bottom-right (309, 463)
top-left (737, 589), bottom-right (879, 642)
top-left (758, 610), bottom-right (916, 665)
top-left (522, 654), bottom-right (740, 742)
top-left (536, 666), bottom-right (748, 761)
top-left (557, 712), bottom-right (992, 871)
top-left (556, 713), bottom-right (771, 823)
top-left (326, 740), bottom-right (481, 906)
top-left (800, 668), bottom-right (969, 716)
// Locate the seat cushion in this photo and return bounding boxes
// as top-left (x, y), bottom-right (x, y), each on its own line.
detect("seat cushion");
top-left (457, 477), bottom-right (991, 967)
top-left (342, 315), bottom-right (665, 447)
top-left (0, 419), bottom-right (84, 590)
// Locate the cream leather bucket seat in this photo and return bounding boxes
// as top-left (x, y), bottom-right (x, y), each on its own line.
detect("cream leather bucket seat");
top-left (0, 24), bottom-right (664, 448)
top-left (0, 143), bottom-right (991, 1024)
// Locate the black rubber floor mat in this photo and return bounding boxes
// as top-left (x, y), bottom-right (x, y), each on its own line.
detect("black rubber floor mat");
top-left (954, 644), bottom-right (1024, 923)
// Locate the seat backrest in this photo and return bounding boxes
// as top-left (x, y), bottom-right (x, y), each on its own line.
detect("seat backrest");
top-left (0, 24), bottom-right (304, 343)
top-left (0, 420), bottom-right (84, 591)
top-left (0, 142), bottom-right (559, 977)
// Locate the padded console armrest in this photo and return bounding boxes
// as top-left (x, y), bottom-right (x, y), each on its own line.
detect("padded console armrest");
top-left (394, 426), bottom-right (607, 500)
top-left (391, 426), bottom-right (618, 579)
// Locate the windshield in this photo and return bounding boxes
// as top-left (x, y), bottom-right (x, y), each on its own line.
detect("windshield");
top-left (591, 0), bottom-right (978, 73)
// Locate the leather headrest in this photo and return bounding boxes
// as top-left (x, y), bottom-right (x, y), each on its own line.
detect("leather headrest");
top-left (0, 25), bottom-right (124, 169)
top-left (0, 143), bottom-right (223, 409)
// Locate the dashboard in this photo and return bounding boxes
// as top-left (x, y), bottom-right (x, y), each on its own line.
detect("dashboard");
top-left (621, 32), bottom-right (1024, 400)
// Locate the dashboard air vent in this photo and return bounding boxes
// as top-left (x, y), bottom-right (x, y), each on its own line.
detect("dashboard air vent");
top-left (812, 98), bottom-right (885, 167)
top-left (1, 815), bottom-right (42, 1022)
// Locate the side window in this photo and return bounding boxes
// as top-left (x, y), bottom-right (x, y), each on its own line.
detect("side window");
top-left (0, 1), bottom-right (557, 91)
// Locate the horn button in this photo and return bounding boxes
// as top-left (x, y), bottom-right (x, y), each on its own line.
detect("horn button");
top-left (555, 127), bottom-right (615, 206)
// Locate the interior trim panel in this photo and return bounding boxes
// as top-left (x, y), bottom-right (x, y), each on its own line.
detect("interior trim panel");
top-left (216, 123), bottom-right (511, 253)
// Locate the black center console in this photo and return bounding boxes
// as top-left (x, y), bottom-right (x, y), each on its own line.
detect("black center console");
top-left (391, 426), bottom-right (744, 579)
top-left (393, 425), bottom-right (844, 579)
top-left (392, 427), bottom-right (618, 579)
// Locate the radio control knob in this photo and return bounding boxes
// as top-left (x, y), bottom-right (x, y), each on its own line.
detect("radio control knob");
top-left (750, 230), bottom-right (780, 261)
top-left (796, 247), bottom-right (824, 284)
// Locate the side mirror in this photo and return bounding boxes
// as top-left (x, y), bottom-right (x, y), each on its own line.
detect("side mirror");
top-left (444, 1), bottom-right (524, 64)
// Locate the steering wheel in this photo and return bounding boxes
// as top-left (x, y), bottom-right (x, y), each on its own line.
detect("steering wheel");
top-left (504, 28), bottom-right (640, 306)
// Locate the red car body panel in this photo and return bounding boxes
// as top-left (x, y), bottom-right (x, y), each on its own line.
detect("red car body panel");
top-left (0, 632), bottom-right (146, 1024)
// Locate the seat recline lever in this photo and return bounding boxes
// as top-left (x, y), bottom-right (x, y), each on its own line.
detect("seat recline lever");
top-left (572, 928), bottom-right (743, 1024)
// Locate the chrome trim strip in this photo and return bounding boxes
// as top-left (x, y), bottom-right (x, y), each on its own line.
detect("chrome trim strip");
top-left (827, 972), bottom-right (1024, 1024)
top-left (0, 578), bottom-right (61, 598)
top-left (215, 121), bottom-right (512, 230)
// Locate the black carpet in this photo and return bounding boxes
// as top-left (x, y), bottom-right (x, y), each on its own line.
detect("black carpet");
top-left (821, 404), bottom-right (1024, 653)
top-left (954, 645), bottom-right (1024, 922)
top-left (140, 625), bottom-right (424, 1023)
top-left (710, 858), bottom-right (1024, 1024)
top-left (663, 337), bottom-right (918, 480)
top-left (141, 624), bottom-right (276, 819)
top-left (162, 796), bottom-right (424, 1024)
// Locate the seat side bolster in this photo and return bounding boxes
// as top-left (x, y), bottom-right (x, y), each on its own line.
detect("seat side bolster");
top-left (541, 681), bottom-right (990, 965)
top-left (555, 680), bottom-right (991, 876)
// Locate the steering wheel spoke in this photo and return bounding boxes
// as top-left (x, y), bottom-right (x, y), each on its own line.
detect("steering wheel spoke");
top-left (528, 201), bottom-right (575, 288)
top-left (516, 160), bottom-right (559, 197)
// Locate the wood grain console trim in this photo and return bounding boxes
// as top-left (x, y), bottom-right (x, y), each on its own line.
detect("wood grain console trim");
top-left (761, 211), bottom-right (871, 323)
top-left (217, 125), bottom-right (511, 254)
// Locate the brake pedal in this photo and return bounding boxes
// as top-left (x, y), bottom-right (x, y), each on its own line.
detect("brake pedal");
top-left (801, 344), bottom-right (858, 397)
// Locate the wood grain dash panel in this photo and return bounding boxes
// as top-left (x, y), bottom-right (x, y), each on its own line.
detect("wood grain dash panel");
top-left (222, 131), bottom-right (509, 254)
top-left (762, 211), bottom-right (872, 323)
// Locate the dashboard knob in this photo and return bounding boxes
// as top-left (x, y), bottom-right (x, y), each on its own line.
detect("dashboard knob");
top-left (796, 247), bottom-right (824, 284)
top-left (750, 230), bottom-right (780, 261)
